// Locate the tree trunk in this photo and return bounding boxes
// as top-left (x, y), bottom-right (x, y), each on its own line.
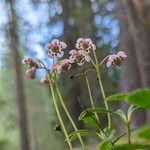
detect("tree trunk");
top-left (8, 1), bottom-right (30, 150)
top-left (117, 0), bottom-right (147, 128)
top-left (118, 0), bottom-right (150, 128)
top-left (61, 0), bottom-right (96, 129)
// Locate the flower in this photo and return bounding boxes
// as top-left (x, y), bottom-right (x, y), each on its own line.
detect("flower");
top-left (45, 39), bottom-right (67, 57)
top-left (26, 68), bottom-right (36, 79)
top-left (22, 56), bottom-right (41, 68)
top-left (69, 50), bottom-right (90, 66)
top-left (106, 51), bottom-right (127, 67)
top-left (41, 76), bottom-right (50, 85)
top-left (55, 59), bottom-right (72, 74)
top-left (76, 38), bottom-right (96, 53)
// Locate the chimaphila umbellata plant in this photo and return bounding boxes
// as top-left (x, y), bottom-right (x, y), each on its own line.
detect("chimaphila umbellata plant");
top-left (22, 38), bottom-right (150, 150)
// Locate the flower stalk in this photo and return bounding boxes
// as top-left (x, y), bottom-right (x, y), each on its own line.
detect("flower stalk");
top-left (85, 75), bottom-right (99, 123)
top-left (49, 76), bottom-right (73, 150)
top-left (92, 50), bottom-right (112, 130)
top-left (55, 81), bottom-right (85, 149)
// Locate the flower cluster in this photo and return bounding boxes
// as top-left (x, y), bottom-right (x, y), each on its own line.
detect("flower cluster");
top-left (22, 38), bottom-right (127, 82)
top-left (106, 51), bottom-right (127, 67)
top-left (22, 56), bottom-right (41, 79)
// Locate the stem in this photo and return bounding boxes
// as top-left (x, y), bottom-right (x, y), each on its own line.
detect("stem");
top-left (92, 50), bottom-right (111, 130)
top-left (98, 56), bottom-right (109, 67)
top-left (55, 82), bottom-right (85, 149)
top-left (49, 78), bottom-right (73, 150)
top-left (126, 122), bottom-right (131, 144)
top-left (85, 75), bottom-right (100, 123)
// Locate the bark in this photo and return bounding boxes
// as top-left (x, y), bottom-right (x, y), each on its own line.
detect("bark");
top-left (8, 1), bottom-right (30, 150)
top-left (117, 0), bottom-right (145, 128)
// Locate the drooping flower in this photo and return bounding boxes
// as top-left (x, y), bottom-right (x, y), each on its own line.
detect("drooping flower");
top-left (45, 39), bottom-right (67, 57)
top-left (69, 50), bottom-right (90, 66)
top-left (22, 56), bottom-right (41, 68)
top-left (76, 38), bottom-right (96, 53)
top-left (26, 68), bottom-right (36, 79)
top-left (55, 59), bottom-right (72, 74)
top-left (106, 51), bottom-right (127, 67)
top-left (41, 76), bottom-right (50, 85)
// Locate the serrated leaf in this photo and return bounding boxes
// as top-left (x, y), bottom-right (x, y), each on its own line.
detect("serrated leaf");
top-left (126, 89), bottom-right (150, 109)
top-left (110, 144), bottom-right (150, 150)
top-left (136, 126), bottom-right (150, 139)
top-left (67, 129), bottom-right (99, 142)
top-left (106, 93), bottom-right (127, 102)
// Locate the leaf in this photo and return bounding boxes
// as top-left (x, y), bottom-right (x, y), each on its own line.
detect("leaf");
top-left (106, 93), bottom-right (127, 102)
top-left (67, 129), bottom-right (99, 142)
top-left (79, 107), bottom-right (112, 120)
top-left (126, 89), bottom-right (150, 109)
top-left (136, 126), bottom-right (150, 139)
top-left (99, 140), bottom-right (112, 150)
top-left (110, 144), bottom-right (150, 150)
top-left (79, 107), bottom-right (112, 129)
top-left (127, 105), bottom-right (138, 121)
top-left (99, 130), bottom-right (115, 150)
top-left (81, 114), bottom-right (100, 129)
top-left (114, 109), bottom-right (126, 121)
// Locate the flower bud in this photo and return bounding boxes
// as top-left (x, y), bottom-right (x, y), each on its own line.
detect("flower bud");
top-left (54, 124), bottom-right (61, 132)
top-left (41, 77), bottom-right (50, 85)
top-left (26, 68), bottom-right (36, 79)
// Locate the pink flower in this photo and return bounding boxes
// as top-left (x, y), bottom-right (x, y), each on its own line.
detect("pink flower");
top-left (45, 39), bottom-right (67, 57)
top-left (106, 51), bottom-right (127, 67)
top-left (69, 50), bottom-right (90, 66)
top-left (22, 56), bottom-right (41, 68)
top-left (76, 38), bottom-right (96, 53)
top-left (26, 68), bottom-right (36, 79)
top-left (55, 59), bottom-right (72, 74)
top-left (41, 76), bottom-right (50, 85)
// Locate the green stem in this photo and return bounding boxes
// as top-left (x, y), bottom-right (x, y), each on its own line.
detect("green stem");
top-left (85, 75), bottom-right (100, 123)
top-left (55, 82), bottom-right (85, 149)
top-left (126, 122), bottom-right (131, 144)
top-left (49, 78), bottom-right (73, 150)
top-left (93, 50), bottom-right (111, 130)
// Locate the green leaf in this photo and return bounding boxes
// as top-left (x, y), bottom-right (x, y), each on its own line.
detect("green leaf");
top-left (136, 126), bottom-right (150, 139)
top-left (114, 109), bottom-right (126, 121)
top-left (99, 130), bottom-right (115, 150)
top-left (106, 93), bottom-right (127, 102)
top-left (110, 144), bottom-right (150, 150)
top-left (79, 107), bottom-right (112, 129)
top-left (127, 105), bottom-right (138, 121)
top-left (99, 140), bottom-right (112, 150)
top-left (79, 107), bottom-right (112, 120)
top-left (126, 89), bottom-right (150, 108)
top-left (67, 129), bottom-right (99, 142)
top-left (81, 114), bottom-right (100, 129)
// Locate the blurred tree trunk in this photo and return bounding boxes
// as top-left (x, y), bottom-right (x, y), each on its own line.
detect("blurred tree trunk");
top-left (61, 0), bottom-right (96, 128)
top-left (8, 1), bottom-right (30, 150)
top-left (117, 0), bottom-right (150, 128)
top-left (117, 0), bottom-right (146, 128)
